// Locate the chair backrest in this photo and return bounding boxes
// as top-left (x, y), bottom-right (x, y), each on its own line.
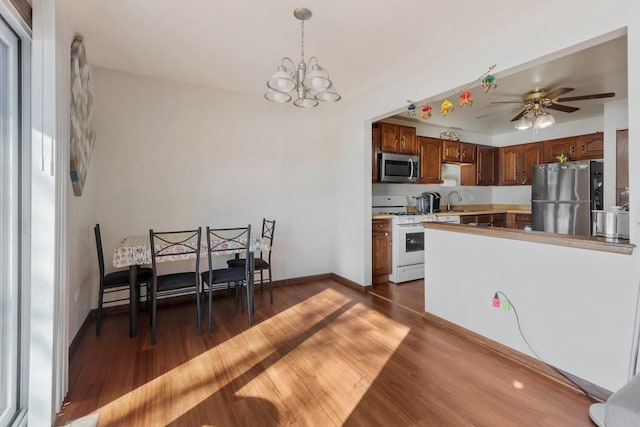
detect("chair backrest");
top-left (205, 225), bottom-right (251, 274)
top-left (261, 219), bottom-right (276, 260)
top-left (149, 228), bottom-right (202, 275)
top-left (94, 224), bottom-right (106, 278)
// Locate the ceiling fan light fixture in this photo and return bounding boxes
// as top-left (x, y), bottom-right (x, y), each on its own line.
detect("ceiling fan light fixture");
top-left (534, 112), bottom-right (555, 129)
top-left (514, 116), bottom-right (533, 130)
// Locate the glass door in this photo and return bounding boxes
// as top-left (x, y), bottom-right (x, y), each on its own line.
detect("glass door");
top-left (0, 9), bottom-right (21, 427)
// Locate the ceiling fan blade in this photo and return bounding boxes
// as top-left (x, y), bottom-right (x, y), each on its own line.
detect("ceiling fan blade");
top-left (556, 92), bottom-right (616, 102)
top-left (490, 101), bottom-right (522, 104)
top-left (547, 103), bottom-right (580, 113)
top-left (544, 87), bottom-right (574, 99)
top-left (510, 110), bottom-right (526, 122)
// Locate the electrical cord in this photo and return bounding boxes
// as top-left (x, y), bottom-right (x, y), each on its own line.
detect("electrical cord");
top-left (494, 290), bottom-right (596, 401)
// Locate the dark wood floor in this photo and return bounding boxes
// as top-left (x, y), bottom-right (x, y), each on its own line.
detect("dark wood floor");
top-left (368, 279), bottom-right (425, 314)
top-left (56, 279), bottom-right (594, 426)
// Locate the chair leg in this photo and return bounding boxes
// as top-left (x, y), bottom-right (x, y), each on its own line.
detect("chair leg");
top-left (96, 285), bottom-right (104, 335)
top-left (260, 269), bottom-right (264, 295)
top-left (208, 282), bottom-right (213, 334)
top-left (151, 285), bottom-right (157, 345)
top-left (268, 266), bottom-right (273, 304)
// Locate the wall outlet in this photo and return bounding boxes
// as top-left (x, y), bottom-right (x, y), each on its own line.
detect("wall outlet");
top-left (74, 288), bottom-right (80, 302)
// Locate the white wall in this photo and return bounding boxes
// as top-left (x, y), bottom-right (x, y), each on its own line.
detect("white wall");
top-left (86, 68), bottom-right (338, 312)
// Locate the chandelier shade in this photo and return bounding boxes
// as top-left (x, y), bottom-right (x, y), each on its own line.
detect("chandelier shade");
top-left (267, 65), bottom-right (296, 92)
top-left (265, 8), bottom-right (340, 108)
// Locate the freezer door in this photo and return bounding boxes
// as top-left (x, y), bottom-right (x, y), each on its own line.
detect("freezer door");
top-left (531, 162), bottom-right (592, 201)
top-left (532, 200), bottom-right (592, 235)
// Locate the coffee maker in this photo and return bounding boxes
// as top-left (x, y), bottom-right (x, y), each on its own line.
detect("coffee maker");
top-left (417, 192), bottom-right (441, 213)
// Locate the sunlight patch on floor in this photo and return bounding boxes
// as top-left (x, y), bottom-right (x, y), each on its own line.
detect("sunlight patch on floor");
top-left (91, 288), bottom-right (410, 425)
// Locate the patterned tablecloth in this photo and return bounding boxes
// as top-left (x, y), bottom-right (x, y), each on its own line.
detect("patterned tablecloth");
top-left (113, 234), bottom-right (269, 268)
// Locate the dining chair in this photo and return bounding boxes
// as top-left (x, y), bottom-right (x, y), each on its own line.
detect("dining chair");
top-left (201, 225), bottom-right (252, 333)
top-left (94, 224), bottom-right (153, 335)
top-left (227, 218), bottom-right (275, 303)
top-left (149, 227), bottom-right (202, 345)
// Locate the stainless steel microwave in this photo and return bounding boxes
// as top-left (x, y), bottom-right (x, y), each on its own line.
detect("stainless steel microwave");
top-left (379, 152), bottom-right (420, 183)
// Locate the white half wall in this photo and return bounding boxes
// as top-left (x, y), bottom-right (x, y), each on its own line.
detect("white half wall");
top-left (424, 228), bottom-right (639, 392)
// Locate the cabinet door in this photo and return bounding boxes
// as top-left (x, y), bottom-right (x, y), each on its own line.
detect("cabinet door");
top-left (380, 123), bottom-right (399, 152)
top-left (398, 125), bottom-right (417, 154)
top-left (372, 233), bottom-right (391, 276)
top-left (499, 145), bottom-right (520, 185)
top-left (476, 214), bottom-right (492, 225)
top-left (477, 145), bottom-right (498, 185)
top-left (514, 213), bottom-right (532, 230)
top-left (521, 142), bottom-right (543, 185)
top-left (459, 142), bottom-right (476, 163)
top-left (543, 137), bottom-right (576, 162)
top-left (372, 127), bottom-right (380, 182)
top-left (460, 215), bottom-right (476, 224)
top-left (442, 140), bottom-right (460, 162)
top-left (576, 132), bottom-right (604, 159)
top-left (417, 137), bottom-right (442, 184)
top-left (372, 219), bottom-right (392, 276)
top-left (491, 213), bottom-right (505, 227)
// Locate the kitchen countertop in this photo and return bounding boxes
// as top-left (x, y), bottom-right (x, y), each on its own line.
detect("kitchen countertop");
top-left (435, 204), bottom-right (531, 216)
top-left (372, 205), bottom-right (531, 220)
top-left (422, 222), bottom-right (634, 255)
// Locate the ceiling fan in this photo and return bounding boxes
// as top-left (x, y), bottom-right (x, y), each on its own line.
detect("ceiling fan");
top-left (493, 87), bottom-right (616, 122)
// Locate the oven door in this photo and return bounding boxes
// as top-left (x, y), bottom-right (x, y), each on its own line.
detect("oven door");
top-left (395, 224), bottom-right (425, 266)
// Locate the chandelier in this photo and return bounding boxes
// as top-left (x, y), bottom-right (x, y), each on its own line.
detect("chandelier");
top-left (265, 8), bottom-right (341, 108)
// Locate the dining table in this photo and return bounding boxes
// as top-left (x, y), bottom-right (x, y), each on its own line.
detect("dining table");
top-left (113, 232), bottom-right (267, 337)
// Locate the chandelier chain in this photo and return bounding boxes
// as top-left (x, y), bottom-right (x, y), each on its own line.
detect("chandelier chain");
top-left (300, 19), bottom-right (305, 63)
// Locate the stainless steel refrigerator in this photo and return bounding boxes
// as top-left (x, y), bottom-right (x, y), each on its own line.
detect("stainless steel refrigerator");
top-left (531, 160), bottom-right (603, 235)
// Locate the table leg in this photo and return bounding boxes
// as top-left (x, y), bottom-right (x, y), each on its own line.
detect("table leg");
top-left (129, 265), bottom-right (138, 337)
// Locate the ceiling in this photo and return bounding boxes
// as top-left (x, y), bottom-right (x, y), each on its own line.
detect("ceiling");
top-left (391, 36), bottom-right (627, 135)
top-left (56, 0), bottom-right (562, 101)
top-left (55, 1), bottom-right (626, 136)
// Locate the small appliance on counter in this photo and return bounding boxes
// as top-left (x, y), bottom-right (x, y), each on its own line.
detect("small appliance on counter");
top-left (413, 192), bottom-right (441, 214)
top-left (592, 207), bottom-right (629, 239)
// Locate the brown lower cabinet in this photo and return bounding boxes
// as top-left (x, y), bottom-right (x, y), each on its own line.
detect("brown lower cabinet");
top-left (506, 213), bottom-right (532, 229)
top-left (460, 213), bottom-right (505, 227)
top-left (514, 213), bottom-right (532, 230)
top-left (372, 219), bottom-right (392, 282)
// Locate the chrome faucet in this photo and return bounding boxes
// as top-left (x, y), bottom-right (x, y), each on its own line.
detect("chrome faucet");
top-left (447, 191), bottom-right (463, 211)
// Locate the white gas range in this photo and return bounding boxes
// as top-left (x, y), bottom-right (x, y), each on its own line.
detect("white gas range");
top-left (372, 195), bottom-right (437, 283)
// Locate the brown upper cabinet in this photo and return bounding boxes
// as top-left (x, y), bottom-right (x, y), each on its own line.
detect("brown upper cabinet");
top-left (379, 122), bottom-right (417, 154)
top-left (543, 137), bottom-right (576, 162)
top-left (417, 136), bottom-right (443, 184)
top-left (500, 142), bottom-right (543, 185)
top-left (576, 132), bottom-right (604, 159)
top-left (476, 145), bottom-right (499, 186)
top-left (372, 127), bottom-right (380, 182)
top-left (442, 140), bottom-right (476, 163)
